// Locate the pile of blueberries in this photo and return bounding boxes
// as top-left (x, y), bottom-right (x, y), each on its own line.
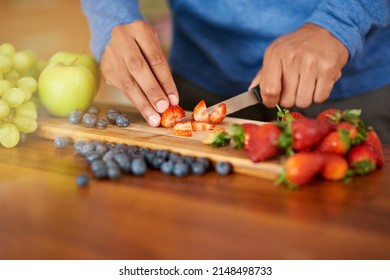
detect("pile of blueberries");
top-left (73, 140), bottom-right (233, 183)
top-left (69, 107), bottom-right (130, 129)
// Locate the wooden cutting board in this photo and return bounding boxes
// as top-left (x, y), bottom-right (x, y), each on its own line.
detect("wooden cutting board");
top-left (37, 104), bottom-right (283, 180)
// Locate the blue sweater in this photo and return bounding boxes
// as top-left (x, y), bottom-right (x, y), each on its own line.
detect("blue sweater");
top-left (81, 0), bottom-right (390, 99)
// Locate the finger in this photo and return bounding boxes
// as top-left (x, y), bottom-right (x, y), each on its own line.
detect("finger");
top-left (279, 63), bottom-right (299, 108)
top-left (295, 66), bottom-right (317, 108)
top-left (259, 47), bottom-right (283, 108)
top-left (122, 39), bottom-right (170, 114)
top-left (102, 51), bottom-right (162, 127)
top-left (313, 77), bottom-right (334, 104)
top-left (135, 28), bottom-right (179, 106)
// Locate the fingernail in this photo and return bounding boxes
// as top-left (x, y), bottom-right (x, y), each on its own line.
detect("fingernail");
top-left (168, 94), bottom-right (178, 105)
top-left (156, 100), bottom-right (169, 113)
top-left (148, 114), bottom-right (160, 127)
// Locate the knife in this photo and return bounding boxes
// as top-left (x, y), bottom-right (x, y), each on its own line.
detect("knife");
top-left (178, 85), bottom-right (262, 122)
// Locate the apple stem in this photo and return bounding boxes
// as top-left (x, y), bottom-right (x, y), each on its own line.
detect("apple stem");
top-left (71, 58), bottom-right (79, 65)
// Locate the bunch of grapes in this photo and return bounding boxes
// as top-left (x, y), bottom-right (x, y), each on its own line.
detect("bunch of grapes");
top-left (0, 43), bottom-right (46, 148)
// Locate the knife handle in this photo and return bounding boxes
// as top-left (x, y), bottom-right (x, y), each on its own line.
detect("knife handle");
top-left (251, 85), bottom-right (262, 104)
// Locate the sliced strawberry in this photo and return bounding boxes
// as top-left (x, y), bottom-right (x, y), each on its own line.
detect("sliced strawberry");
top-left (209, 103), bottom-right (227, 124)
top-left (316, 130), bottom-right (351, 155)
top-left (347, 144), bottom-right (377, 175)
top-left (160, 105), bottom-right (185, 128)
top-left (247, 123), bottom-right (282, 162)
top-left (173, 121), bottom-right (192, 137)
top-left (193, 100), bottom-right (209, 122)
top-left (363, 130), bottom-right (385, 168)
top-left (241, 123), bottom-right (258, 151)
top-left (279, 152), bottom-right (323, 188)
top-left (320, 154), bottom-right (349, 181)
top-left (202, 128), bottom-right (231, 147)
top-left (316, 108), bottom-right (343, 123)
top-left (191, 121), bottom-right (215, 131)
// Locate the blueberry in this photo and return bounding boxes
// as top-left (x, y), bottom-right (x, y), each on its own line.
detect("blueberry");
top-left (191, 161), bottom-right (206, 176)
top-left (131, 157), bottom-right (147, 176)
top-left (156, 149), bottom-right (169, 160)
top-left (80, 142), bottom-right (95, 156)
top-left (113, 152), bottom-right (131, 173)
top-left (151, 156), bottom-right (165, 169)
top-left (106, 160), bottom-right (122, 180)
top-left (173, 161), bottom-right (190, 177)
top-left (69, 109), bottom-right (83, 125)
top-left (106, 109), bottom-right (121, 124)
top-left (87, 106), bottom-right (99, 115)
top-left (160, 161), bottom-right (174, 175)
top-left (112, 143), bottom-right (127, 153)
top-left (95, 142), bottom-right (109, 156)
top-left (54, 137), bottom-right (69, 149)
top-left (85, 151), bottom-right (101, 163)
top-left (102, 150), bottom-right (115, 162)
top-left (116, 114), bottom-right (130, 127)
top-left (90, 159), bottom-right (107, 179)
top-left (73, 140), bottom-right (87, 154)
top-left (82, 113), bottom-right (98, 128)
top-left (168, 152), bottom-right (182, 162)
top-left (126, 145), bottom-right (139, 156)
top-left (215, 162), bottom-right (232, 175)
top-left (96, 119), bottom-right (108, 130)
top-left (76, 174), bottom-right (89, 187)
top-left (183, 156), bottom-right (195, 165)
top-left (196, 157), bottom-right (211, 171)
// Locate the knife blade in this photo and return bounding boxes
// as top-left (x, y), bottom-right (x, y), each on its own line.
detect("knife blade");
top-left (178, 85), bottom-right (262, 122)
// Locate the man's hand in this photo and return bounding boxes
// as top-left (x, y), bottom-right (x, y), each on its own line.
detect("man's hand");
top-left (250, 23), bottom-right (349, 108)
top-left (101, 20), bottom-right (179, 127)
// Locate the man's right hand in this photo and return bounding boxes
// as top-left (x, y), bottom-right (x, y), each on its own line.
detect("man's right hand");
top-left (101, 20), bottom-right (179, 127)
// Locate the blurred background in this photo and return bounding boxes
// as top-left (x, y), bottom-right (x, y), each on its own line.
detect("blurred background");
top-left (0, 0), bottom-right (172, 105)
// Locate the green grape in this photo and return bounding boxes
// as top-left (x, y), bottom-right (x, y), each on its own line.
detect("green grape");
top-left (4, 69), bottom-right (19, 85)
top-left (13, 51), bottom-right (32, 72)
top-left (2, 88), bottom-right (26, 107)
top-left (0, 100), bottom-right (10, 119)
top-left (16, 105), bottom-right (38, 120)
top-left (0, 80), bottom-right (12, 97)
top-left (0, 123), bottom-right (20, 148)
top-left (12, 115), bottom-right (37, 134)
top-left (21, 100), bottom-right (37, 110)
top-left (17, 76), bottom-right (37, 101)
top-left (0, 43), bottom-right (16, 58)
top-left (0, 54), bottom-right (12, 73)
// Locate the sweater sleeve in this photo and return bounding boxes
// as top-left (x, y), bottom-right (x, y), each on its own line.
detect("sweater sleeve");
top-left (81, 0), bottom-right (144, 61)
top-left (306, 0), bottom-right (390, 59)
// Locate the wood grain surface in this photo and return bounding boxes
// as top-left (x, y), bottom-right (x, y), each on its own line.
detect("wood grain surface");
top-left (36, 105), bottom-right (283, 179)
top-left (0, 136), bottom-right (389, 260)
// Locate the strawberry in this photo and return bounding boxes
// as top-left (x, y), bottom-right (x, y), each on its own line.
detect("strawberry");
top-left (202, 128), bottom-right (231, 147)
top-left (320, 154), bottom-right (349, 181)
top-left (363, 130), bottom-right (385, 168)
top-left (209, 103), bottom-right (227, 124)
top-left (347, 144), bottom-right (377, 175)
top-left (316, 108), bottom-right (343, 123)
top-left (278, 152), bottom-right (323, 188)
top-left (316, 130), bottom-right (351, 155)
top-left (282, 118), bottom-right (334, 152)
top-left (191, 121), bottom-right (215, 131)
top-left (193, 100), bottom-right (209, 122)
top-left (240, 123), bottom-right (258, 151)
top-left (160, 105), bottom-right (185, 128)
top-left (276, 105), bottom-right (305, 121)
top-left (247, 123), bottom-right (282, 162)
top-left (173, 121), bottom-right (192, 137)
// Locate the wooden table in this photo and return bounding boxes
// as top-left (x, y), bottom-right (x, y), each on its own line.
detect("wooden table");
top-left (0, 137), bottom-right (389, 260)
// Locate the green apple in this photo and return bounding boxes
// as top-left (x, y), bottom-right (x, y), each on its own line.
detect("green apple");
top-left (48, 51), bottom-right (100, 86)
top-left (38, 62), bottom-right (97, 117)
